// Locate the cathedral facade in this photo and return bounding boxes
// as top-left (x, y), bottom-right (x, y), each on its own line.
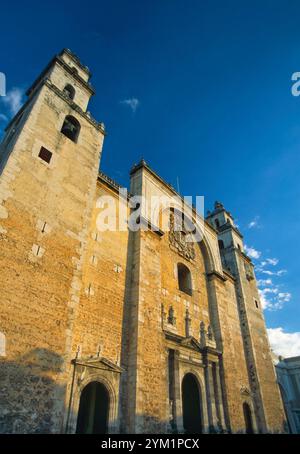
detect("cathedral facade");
top-left (0, 49), bottom-right (286, 434)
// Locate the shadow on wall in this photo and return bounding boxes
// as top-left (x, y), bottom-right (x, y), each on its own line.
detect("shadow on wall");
top-left (0, 348), bottom-right (66, 434)
top-left (0, 346), bottom-right (288, 434)
top-left (0, 346), bottom-right (171, 434)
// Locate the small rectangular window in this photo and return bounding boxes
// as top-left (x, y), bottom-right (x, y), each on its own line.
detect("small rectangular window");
top-left (38, 146), bottom-right (52, 164)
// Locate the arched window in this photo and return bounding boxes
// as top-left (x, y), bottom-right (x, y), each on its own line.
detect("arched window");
top-left (215, 219), bottom-right (220, 229)
top-left (61, 115), bottom-right (81, 143)
top-left (63, 84), bottom-right (75, 100)
top-left (178, 263), bottom-right (192, 296)
top-left (218, 240), bottom-right (224, 250)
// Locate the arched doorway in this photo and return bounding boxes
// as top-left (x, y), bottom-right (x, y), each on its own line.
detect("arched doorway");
top-left (182, 373), bottom-right (202, 433)
top-left (76, 381), bottom-right (109, 434)
top-left (243, 402), bottom-right (254, 434)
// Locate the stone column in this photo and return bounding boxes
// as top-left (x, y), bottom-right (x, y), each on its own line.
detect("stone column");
top-left (204, 359), bottom-right (218, 432)
top-left (174, 351), bottom-right (184, 433)
top-left (185, 309), bottom-right (191, 338)
top-left (214, 361), bottom-right (226, 431)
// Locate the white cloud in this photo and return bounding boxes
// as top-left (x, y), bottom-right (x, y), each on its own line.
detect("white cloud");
top-left (257, 278), bottom-right (273, 286)
top-left (1, 87), bottom-right (24, 116)
top-left (259, 258), bottom-right (279, 268)
top-left (278, 292), bottom-right (291, 302)
top-left (248, 216), bottom-right (260, 229)
top-left (244, 244), bottom-right (261, 259)
top-left (0, 113), bottom-right (7, 122)
top-left (260, 270), bottom-right (274, 275)
top-left (263, 287), bottom-right (278, 294)
top-left (254, 249), bottom-right (290, 311)
top-left (259, 269), bottom-right (287, 276)
top-left (259, 289), bottom-right (271, 310)
top-left (120, 97), bottom-right (140, 113)
top-left (259, 287), bottom-right (291, 311)
top-left (248, 221), bottom-right (257, 228)
top-left (266, 258), bottom-right (279, 266)
top-left (267, 327), bottom-right (300, 357)
top-left (259, 287), bottom-right (278, 310)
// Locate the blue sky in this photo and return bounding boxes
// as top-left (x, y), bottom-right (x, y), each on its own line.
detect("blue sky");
top-left (0, 0), bottom-right (300, 356)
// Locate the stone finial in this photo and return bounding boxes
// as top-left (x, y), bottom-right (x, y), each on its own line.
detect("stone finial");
top-left (200, 321), bottom-right (205, 333)
top-left (96, 343), bottom-right (102, 358)
top-left (207, 325), bottom-right (214, 341)
top-left (167, 306), bottom-right (176, 326)
top-left (76, 344), bottom-right (82, 359)
top-left (200, 321), bottom-right (206, 346)
top-left (185, 309), bottom-right (191, 337)
top-left (214, 201), bottom-right (224, 210)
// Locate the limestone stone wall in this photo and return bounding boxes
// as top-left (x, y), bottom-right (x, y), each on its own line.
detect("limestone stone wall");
top-left (0, 61), bottom-right (104, 433)
top-left (125, 164), bottom-right (254, 433)
top-left (0, 50), bottom-right (286, 435)
top-left (64, 180), bottom-right (130, 432)
top-left (129, 228), bottom-right (168, 433)
top-left (69, 181), bottom-right (129, 363)
top-left (209, 274), bottom-right (256, 432)
top-left (48, 63), bottom-right (91, 112)
top-left (236, 253), bottom-right (286, 432)
top-left (160, 221), bottom-right (211, 339)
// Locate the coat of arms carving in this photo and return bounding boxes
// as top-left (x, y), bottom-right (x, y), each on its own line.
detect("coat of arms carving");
top-left (169, 211), bottom-right (196, 261)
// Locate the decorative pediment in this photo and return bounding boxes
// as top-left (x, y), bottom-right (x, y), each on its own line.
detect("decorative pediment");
top-left (165, 331), bottom-right (201, 352)
top-left (181, 336), bottom-right (202, 351)
top-left (72, 356), bottom-right (124, 374)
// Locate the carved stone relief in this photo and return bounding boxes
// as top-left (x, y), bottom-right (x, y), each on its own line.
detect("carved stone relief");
top-left (169, 211), bottom-right (196, 261)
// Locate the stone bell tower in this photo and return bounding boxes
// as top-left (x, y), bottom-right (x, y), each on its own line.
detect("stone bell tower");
top-left (0, 49), bottom-right (105, 433)
top-left (206, 202), bottom-right (285, 433)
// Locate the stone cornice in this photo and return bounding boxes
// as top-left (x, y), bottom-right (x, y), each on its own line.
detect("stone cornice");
top-left (26, 54), bottom-right (95, 98)
top-left (45, 80), bottom-right (105, 133)
top-left (139, 215), bottom-right (164, 236)
top-left (164, 330), bottom-right (222, 356)
top-left (206, 270), bottom-right (227, 282)
top-left (218, 222), bottom-right (243, 239)
top-left (201, 346), bottom-right (223, 359)
top-left (223, 269), bottom-right (236, 282)
top-left (61, 48), bottom-right (91, 76)
top-left (237, 247), bottom-right (254, 265)
top-left (72, 356), bottom-right (124, 373)
top-left (206, 204), bottom-right (234, 222)
top-left (6, 77), bottom-right (104, 135)
top-left (97, 172), bottom-right (132, 200)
